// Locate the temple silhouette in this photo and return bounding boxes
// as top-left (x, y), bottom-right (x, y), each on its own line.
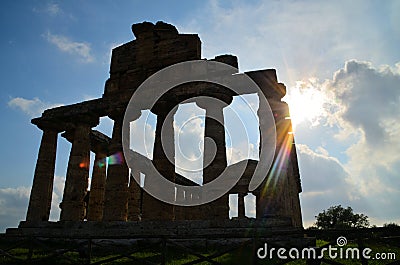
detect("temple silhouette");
top-left (7, 21), bottom-right (304, 240)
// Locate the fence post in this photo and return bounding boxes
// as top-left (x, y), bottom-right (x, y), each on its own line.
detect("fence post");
top-left (161, 238), bottom-right (167, 265)
top-left (252, 237), bottom-right (258, 265)
top-left (357, 238), bottom-right (368, 265)
top-left (27, 236), bottom-right (33, 261)
top-left (86, 238), bottom-right (92, 265)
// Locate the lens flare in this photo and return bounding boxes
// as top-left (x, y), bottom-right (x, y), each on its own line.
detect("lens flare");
top-left (96, 158), bottom-right (107, 168)
top-left (283, 80), bottom-right (328, 129)
top-left (258, 119), bottom-right (294, 212)
top-left (107, 152), bottom-right (124, 165)
top-left (79, 161), bottom-right (89, 169)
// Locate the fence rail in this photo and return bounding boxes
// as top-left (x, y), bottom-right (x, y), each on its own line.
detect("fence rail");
top-left (1, 227), bottom-right (399, 264)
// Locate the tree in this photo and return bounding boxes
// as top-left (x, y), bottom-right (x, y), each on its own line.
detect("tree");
top-left (383, 222), bottom-right (399, 228)
top-left (314, 205), bottom-right (369, 229)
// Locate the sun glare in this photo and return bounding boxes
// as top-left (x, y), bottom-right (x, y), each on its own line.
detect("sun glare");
top-left (283, 81), bottom-right (327, 129)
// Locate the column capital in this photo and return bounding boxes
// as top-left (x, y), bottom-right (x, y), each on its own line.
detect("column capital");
top-left (32, 114), bottom-right (99, 132)
top-left (31, 118), bottom-right (63, 132)
top-left (195, 95), bottom-right (232, 110)
top-left (151, 100), bottom-right (179, 117)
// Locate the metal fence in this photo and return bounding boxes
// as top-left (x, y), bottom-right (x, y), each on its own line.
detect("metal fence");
top-left (1, 227), bottom-right (399, 264)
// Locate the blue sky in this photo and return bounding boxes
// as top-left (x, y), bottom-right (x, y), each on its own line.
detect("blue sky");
top-left (1, 0), bottom-right (399, 231)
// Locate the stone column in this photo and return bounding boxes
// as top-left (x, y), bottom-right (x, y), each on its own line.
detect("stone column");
top-left (141, 105), bottom-right (176, 220)
top-left (127, 169), bottom-right (142, 221)
top-left (289, 142), bottom-right (303, 227)
top-left (256, 99), bottom-right (290, 218)
top-left (26, 128), bottom-right (58, 221)
top-left (238, 192), bottom-right (246, 219)
top-left (87, 152), bottom-right (107, 221)
top-left (103, 116), bottom-right (130, 221)
top-left (202, 105), bottom-right (227, 183)
top-left (196, 99), bottom-right (230, 220)
top-left (60, 124), bottom-right (91, 221)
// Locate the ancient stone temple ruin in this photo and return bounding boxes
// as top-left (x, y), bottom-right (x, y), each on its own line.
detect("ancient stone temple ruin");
top-left (9, 21), bottom-right (303, 236)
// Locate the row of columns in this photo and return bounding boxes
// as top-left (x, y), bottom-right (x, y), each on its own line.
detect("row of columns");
top-left (26, 100), bottom-right (234, 222)
top-left (26, 115), bottom-right (127, 222)
top-left (27, 97), bottom-right (292, 223)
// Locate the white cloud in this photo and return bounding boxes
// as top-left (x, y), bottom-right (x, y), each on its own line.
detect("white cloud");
top-left (49, 176), bottom-right (65, 221)
top-left (33, 3), bottom-right (61, 16)
top-left (326, 61), bottom-right (400, 222)
top-left (8, 97), bottom-right (63, 117)
top-left (293, 60), bottom-right (400, 227)
top-left (179, 1), bottom-right (397, 87)
top-left (225, 94), bottom-right (260, 165)
top-left (33, 3), bottom-right (78, 21)
top-left (94, 116), bottom-right (114, 138)
top-left (332, 61), bottom-right (400, 141)
top-left (244, 193), bottom-right (256, 218)
top-left (0, 176), bottom-right (65, 232)
top-left (44, 32), bottom-right (94, 63)
top-left (325, 60), bottom-right (400, 190)
top-left (226, 142), bottom-right (258, 165)
top-left (45, 3), bottom-right (61, 16)
top-left (229, 194), bottom-right (238, 218)
top-left (0, 186), bottom-right (30, 232)
top-left (130, 110), bottom-right (156, 160)
top-left (174, 103), bottom-right (205, 184)
top-left (297, 144), bottom-right (350, 194)
top-left (296, 144), bottom-right (361, 228)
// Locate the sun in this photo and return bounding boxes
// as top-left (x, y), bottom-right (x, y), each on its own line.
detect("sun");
top-left (283, 81), bottom-right (327, 129)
